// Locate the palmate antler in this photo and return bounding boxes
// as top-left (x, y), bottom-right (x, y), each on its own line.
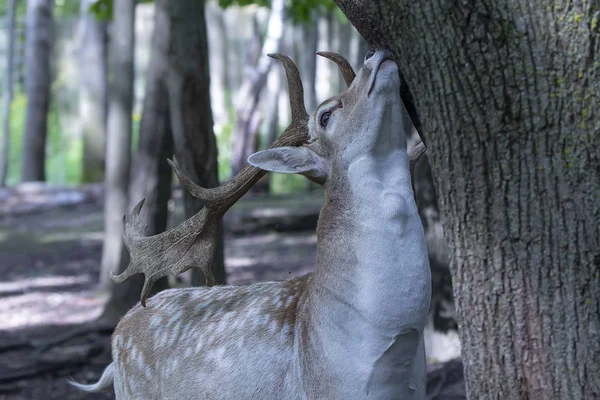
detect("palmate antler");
top-left (112, 54), bottom-right (309, 306)
top-left (113, 52), bottom-right (427, 306)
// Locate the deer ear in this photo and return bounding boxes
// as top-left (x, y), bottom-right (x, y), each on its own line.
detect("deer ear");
top-left (248, 147), bottom-right (328, 183)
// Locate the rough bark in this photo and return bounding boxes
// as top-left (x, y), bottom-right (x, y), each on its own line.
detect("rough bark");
top-left (335, 1), bottom-right (600, 398)
top-left (99, 0), bottom-right (136, 291)
top-left (21, 0), bottom-right (54, 182)
top-left (230, 0), bottom-right (285, 177)
top-left (79, 0), bottom-right (108, 183)
top-left (0, 0), bottom-right (17, 186)
top-left (157, 0), bottom-right (225, 286)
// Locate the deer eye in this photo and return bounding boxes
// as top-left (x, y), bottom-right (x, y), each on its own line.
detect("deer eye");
top-left (319, 111), bottom-right (332, 128)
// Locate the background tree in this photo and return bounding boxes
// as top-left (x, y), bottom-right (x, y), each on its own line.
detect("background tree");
top-left (296, 11), bottom-right (318, 112)
top-left (0, 0), bottom-right (17, 186)
top-left (20, 0), bottom-right (53, 182)
top-left (101, 0), bottom-right (175, 321)
top-left (102, 0), bottom-right (224, 319)
top-left (160, 0), bottom-right (224, 286)
top-left (229, 0), bottom-right (285, 176)
top-left (100, 0), bottom-right (136, 292)
top-left (335, 1), bottom-right (600, 398)
top-left (79, 0), bottom-right (108, 183)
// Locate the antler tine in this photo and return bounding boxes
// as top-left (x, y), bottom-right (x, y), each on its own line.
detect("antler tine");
top-left (316, 51), bottom-right (356, 86)
top-left (267, 53), bottom-right (308, 122)
top-left (112, 54), bottom-right (309, 306)
top-left (168, 53), bottom-right (309, 209)
top-left (166, 159), bottom-right (229, 208)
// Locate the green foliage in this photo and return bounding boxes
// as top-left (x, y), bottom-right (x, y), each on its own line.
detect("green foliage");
top-left (218, 0), bottom-right (341, 24)
top-left (131, 111), bottom-right (141, 151)
top-left (286, 0), bottom-right (338, 24)
top-left (54, 0), bottom-right (81, 19)
top-left (270, 173), bottom-right (308, 194)
top-left (216, 106), bottom-right (234, 183)
top-left (0, 0), bottom-right (104, 20)
top-left (219, 0), bottom-right (270, 9)
top-left (88, 0), bottom-right (153, 20)
top-left (45, 97), bottom-right (83, 184)
top-left (88, 0), bottom-right (113, 20)
top-left (6, 94), bottom-right (26, 185)
top-left (0, 0), bottom-right (27, 18)
top-left (5, 93), bottom-right (82, 185)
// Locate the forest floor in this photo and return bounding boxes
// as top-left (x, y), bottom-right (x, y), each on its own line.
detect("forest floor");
top-left (0, 184), bottom-right (464, 400)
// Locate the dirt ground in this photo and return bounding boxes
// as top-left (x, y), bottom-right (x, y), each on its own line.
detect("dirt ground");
top-left (0, 186), bottom-right (464, 399)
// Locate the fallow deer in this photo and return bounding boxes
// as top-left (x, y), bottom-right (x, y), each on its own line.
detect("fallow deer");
top-left (72, 49), bottom-right (430, 399)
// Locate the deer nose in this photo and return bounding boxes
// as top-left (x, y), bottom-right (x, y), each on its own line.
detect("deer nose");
top-left (364, 49), bottom-right (395, 69)
top-left (365, 48), bottom-right (394, 63)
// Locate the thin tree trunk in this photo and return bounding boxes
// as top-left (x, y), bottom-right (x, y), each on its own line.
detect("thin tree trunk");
top-left (100, 6), bottom-right (173, 323)
top-left (158, 0), bottom-right (225, 286)
top-left (0, 0), bottom-right (17, 186)
top-left (206, 2), bottom-right (231, 119)
top-left (79, 0), bottom-right (108, 183)
top-left (298, 13), bottom-right (318, 112)
top-left (230, 0), bottom-right (285, 177)
top-left (99, 0), bottom-right (136, 291)
top-left (336, 1), bottom-right (600, 398)
top-left (21, 0), bottom-right (53, 182)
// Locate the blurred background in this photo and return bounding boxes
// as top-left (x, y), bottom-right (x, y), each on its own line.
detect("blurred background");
top-left (0, 0), bottom-right (461, 398)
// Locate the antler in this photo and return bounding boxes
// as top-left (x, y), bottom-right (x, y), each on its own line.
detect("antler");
top-left (316, 51), bottom-right (356, 86)
top-left (112, 54), bottom-right (309, 306)
top-left (317, 50), bottom-right (427, 190)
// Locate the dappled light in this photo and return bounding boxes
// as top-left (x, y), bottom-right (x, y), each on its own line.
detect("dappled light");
top-left (0, 285), bottom-right (104, 331)
top-left (0, 274), bottom-right (93, 297)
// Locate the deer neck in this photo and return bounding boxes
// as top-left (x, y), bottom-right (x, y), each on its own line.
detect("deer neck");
top-left (310, 148), bottom-right (430, 329)
top-left (301, 122), bottom-right (431, 393)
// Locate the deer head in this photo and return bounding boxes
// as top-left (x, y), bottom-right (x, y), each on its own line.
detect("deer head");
top-left (247, 49), bottom-right (415, 184)
top-left (111, 51), bottom-right (426, 306)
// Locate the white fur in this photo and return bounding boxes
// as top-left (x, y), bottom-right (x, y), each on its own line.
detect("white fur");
top-left (69, 362), bottom-right (115, 392)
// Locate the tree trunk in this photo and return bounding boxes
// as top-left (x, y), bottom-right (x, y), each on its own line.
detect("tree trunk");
top-left (79, 0), bottom-right (108, 183)
top-left (0, 0), bottom-right (17, 186)
top-left (155, 0), bottom-right (225, 286)
top-left (99, 0), bottom-right (136, 291)
top-left (21, 0), bottom-right (53, 182)
top-left (206, 2), bottom-right (231, 121)
top-left (335, 1), bottom-right (600, 398)
top-left (230, 0), bottom-right (285, 177)
top-left (297, 13), bottom-right (319, 112)
top-left (100, 5), bottom-right (174, 323)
